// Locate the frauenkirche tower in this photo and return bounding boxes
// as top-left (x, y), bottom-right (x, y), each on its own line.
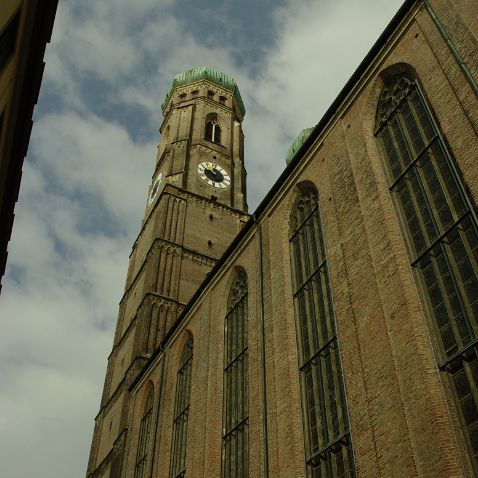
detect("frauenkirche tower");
top-left (87, 67), bottom-right (249, 478)
top-left (86, 3), bottom-right (478, 475)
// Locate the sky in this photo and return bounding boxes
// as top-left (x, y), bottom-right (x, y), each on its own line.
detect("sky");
top-left (0, 0), bottom-right (403, 476)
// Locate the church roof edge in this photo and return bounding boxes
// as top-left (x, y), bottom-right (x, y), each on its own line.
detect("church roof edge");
top-left (285, 127), bottom-right (315, 165)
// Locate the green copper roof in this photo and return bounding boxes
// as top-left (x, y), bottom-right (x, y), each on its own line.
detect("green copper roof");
top-left (285, 127), bottom-right (315, 164)
top-left (161, 66), bottom-right (245, 116)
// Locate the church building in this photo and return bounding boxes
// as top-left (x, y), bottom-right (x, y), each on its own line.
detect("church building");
top-left (87, 0), bottom-right (478, 476)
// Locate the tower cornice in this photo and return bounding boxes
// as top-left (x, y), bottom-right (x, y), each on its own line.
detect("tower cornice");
top-left (138, 184), bottom-right (249, 250)
top-left (161, 82), bottom-right (244, 121)
top-left (161, 66), bottom-right (245, 117)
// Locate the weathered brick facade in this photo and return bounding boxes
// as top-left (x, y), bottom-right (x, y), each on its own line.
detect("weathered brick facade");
top-left (87, 1), bottom-right (478, 476)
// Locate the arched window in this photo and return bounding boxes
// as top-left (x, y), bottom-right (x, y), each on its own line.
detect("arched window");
top-left (222, 270), bottom-right (248, 477)
top-left (135, 389), bottom-right (154, 478)
top-left (170, 337), bottom-right (193, 478)
top-left (376, 74), bottom-right (478, 466)
top-left (206, 120), bottom-right (221, 144)
top-left (289, 187), bottom-right (355, 477)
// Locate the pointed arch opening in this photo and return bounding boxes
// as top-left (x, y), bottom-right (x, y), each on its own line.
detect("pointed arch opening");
top-left (170, 336), bottom-right (193, 478)
top-left (376, 72), bottom-right (478, 468)
top-left (289, 185), bottom-right (355, 477)
top-left (135, 386), bottom-right (154, 478)
top-left (222, 269), bottom-right (248, 478)
top-left (205, 113), bottom-right (221, 144)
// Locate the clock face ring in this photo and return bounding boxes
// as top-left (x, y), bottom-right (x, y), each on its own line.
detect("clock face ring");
top-left (197, 162), bottom-right (230, 189)
top-left (204, 166), bottom-right (224, 183)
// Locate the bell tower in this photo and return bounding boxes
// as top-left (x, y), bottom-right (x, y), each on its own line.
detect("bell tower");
top-left (151, 66), bottom-right (247, 210)
top-left (87, 67), bottom-right (249, 478)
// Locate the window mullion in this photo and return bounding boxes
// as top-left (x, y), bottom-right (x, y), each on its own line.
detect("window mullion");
top-left (290, 190), bottom-right (354, 476)
top-left (411, 213), bottom-right (469, 267)
top-left (438, 242), bottom-right (475, 350)
top-left (443, 229), bottom-right (478, 338)
top-left (388, 123), bottom-right (434, 258)
top-left (290, 204), bottom-right (319, 240)
top-left (170, 339), bottom-right (192, 478)
top-left (463, 360), bottom-right (478, 419)
top-left (293, 260), bottom-right (327, 298)
top-left (456, 225), bottom-right (478, 332)
top-left (378, 76), bottom-right (478, 468)
top-left (223, 275), bottom-right (248, 478)
top-left (301, 223), bottom-right (320, 360)
top-left (388, 135), bottom-right (437, 191)
top-left (319, 353), bottom-right (332, 452)
top-left (396, 111), bottom-right (442, 246)
top-left (416, 82), bottom-right (478, 228)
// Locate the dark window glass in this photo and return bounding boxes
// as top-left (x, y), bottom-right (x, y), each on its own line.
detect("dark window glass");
top-left (206, 120), bottom-right (221, 144)
top-left (135, 390), bottom-right (154, 478)
top-left (0, 11), bottom-right (20, 72)
top-left (377, 74), bottom-right (478, 467)
top-left (289, 188), bottom-right (355, 478)
top-left (222, 271), bottom-right (248, 478)
top-left (170, 337), bottom-right (193, 478)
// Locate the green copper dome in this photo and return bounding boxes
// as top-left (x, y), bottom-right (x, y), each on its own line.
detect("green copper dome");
top-left (161, 66), bottom-right (245, 116)
top-left (285, 127), bottom-right (314, 164)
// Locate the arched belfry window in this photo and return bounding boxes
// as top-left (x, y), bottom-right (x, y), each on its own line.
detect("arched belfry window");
top-left (376, 74), bottom-right (478, 466)
top-left (222, 270), bottom-right (248, 477)
top-left (289, 187), bottom-right (355, 477)
top-left (170, 337), bottom-right (193, 478)
top-left (206, 120), bottom-right (221, 144)
top-left (135, 388), bottom-right (154, 478)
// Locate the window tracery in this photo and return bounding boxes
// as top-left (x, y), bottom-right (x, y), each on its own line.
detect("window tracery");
top-left (376, 73), bottom-right (478, 467)
top-left (222, 270), bottom-right (248, 477)
top-left (289, 187), bottom-right (355, 477)
top-left (170, 337), bottom-right (193, 478)
top-left (135, 389), bottom-right (154, 478)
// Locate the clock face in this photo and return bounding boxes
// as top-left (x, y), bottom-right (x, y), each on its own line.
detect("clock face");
top-left (197, 162), bottom-right (231, 189)
top-left (148, 173), bottom-right (163, 205)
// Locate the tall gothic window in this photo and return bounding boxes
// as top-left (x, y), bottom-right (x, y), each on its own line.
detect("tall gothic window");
top-left (376, 74), bottom-right (478, 467)
top-left (206, 120), bottom-right (221, 144)
top-left (222, 270), bottom-right (248, 477)
top-left (135, 389), bottom-right (154, 478)
top-left (170, 337), bottom-right (193, 478)
top-left (289, 187), bottom-right (355, 478)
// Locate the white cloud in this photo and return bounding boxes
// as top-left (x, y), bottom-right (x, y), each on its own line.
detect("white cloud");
top-left (241, 0), bottom-right (404, 206)
top-left (31, 112), bottom-right (154, 227)
top-left (0, 112), bottom-right (150, 478)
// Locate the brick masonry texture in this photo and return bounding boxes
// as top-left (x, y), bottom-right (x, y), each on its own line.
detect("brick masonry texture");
top-left (87, 1), bottom-right (478, 477)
